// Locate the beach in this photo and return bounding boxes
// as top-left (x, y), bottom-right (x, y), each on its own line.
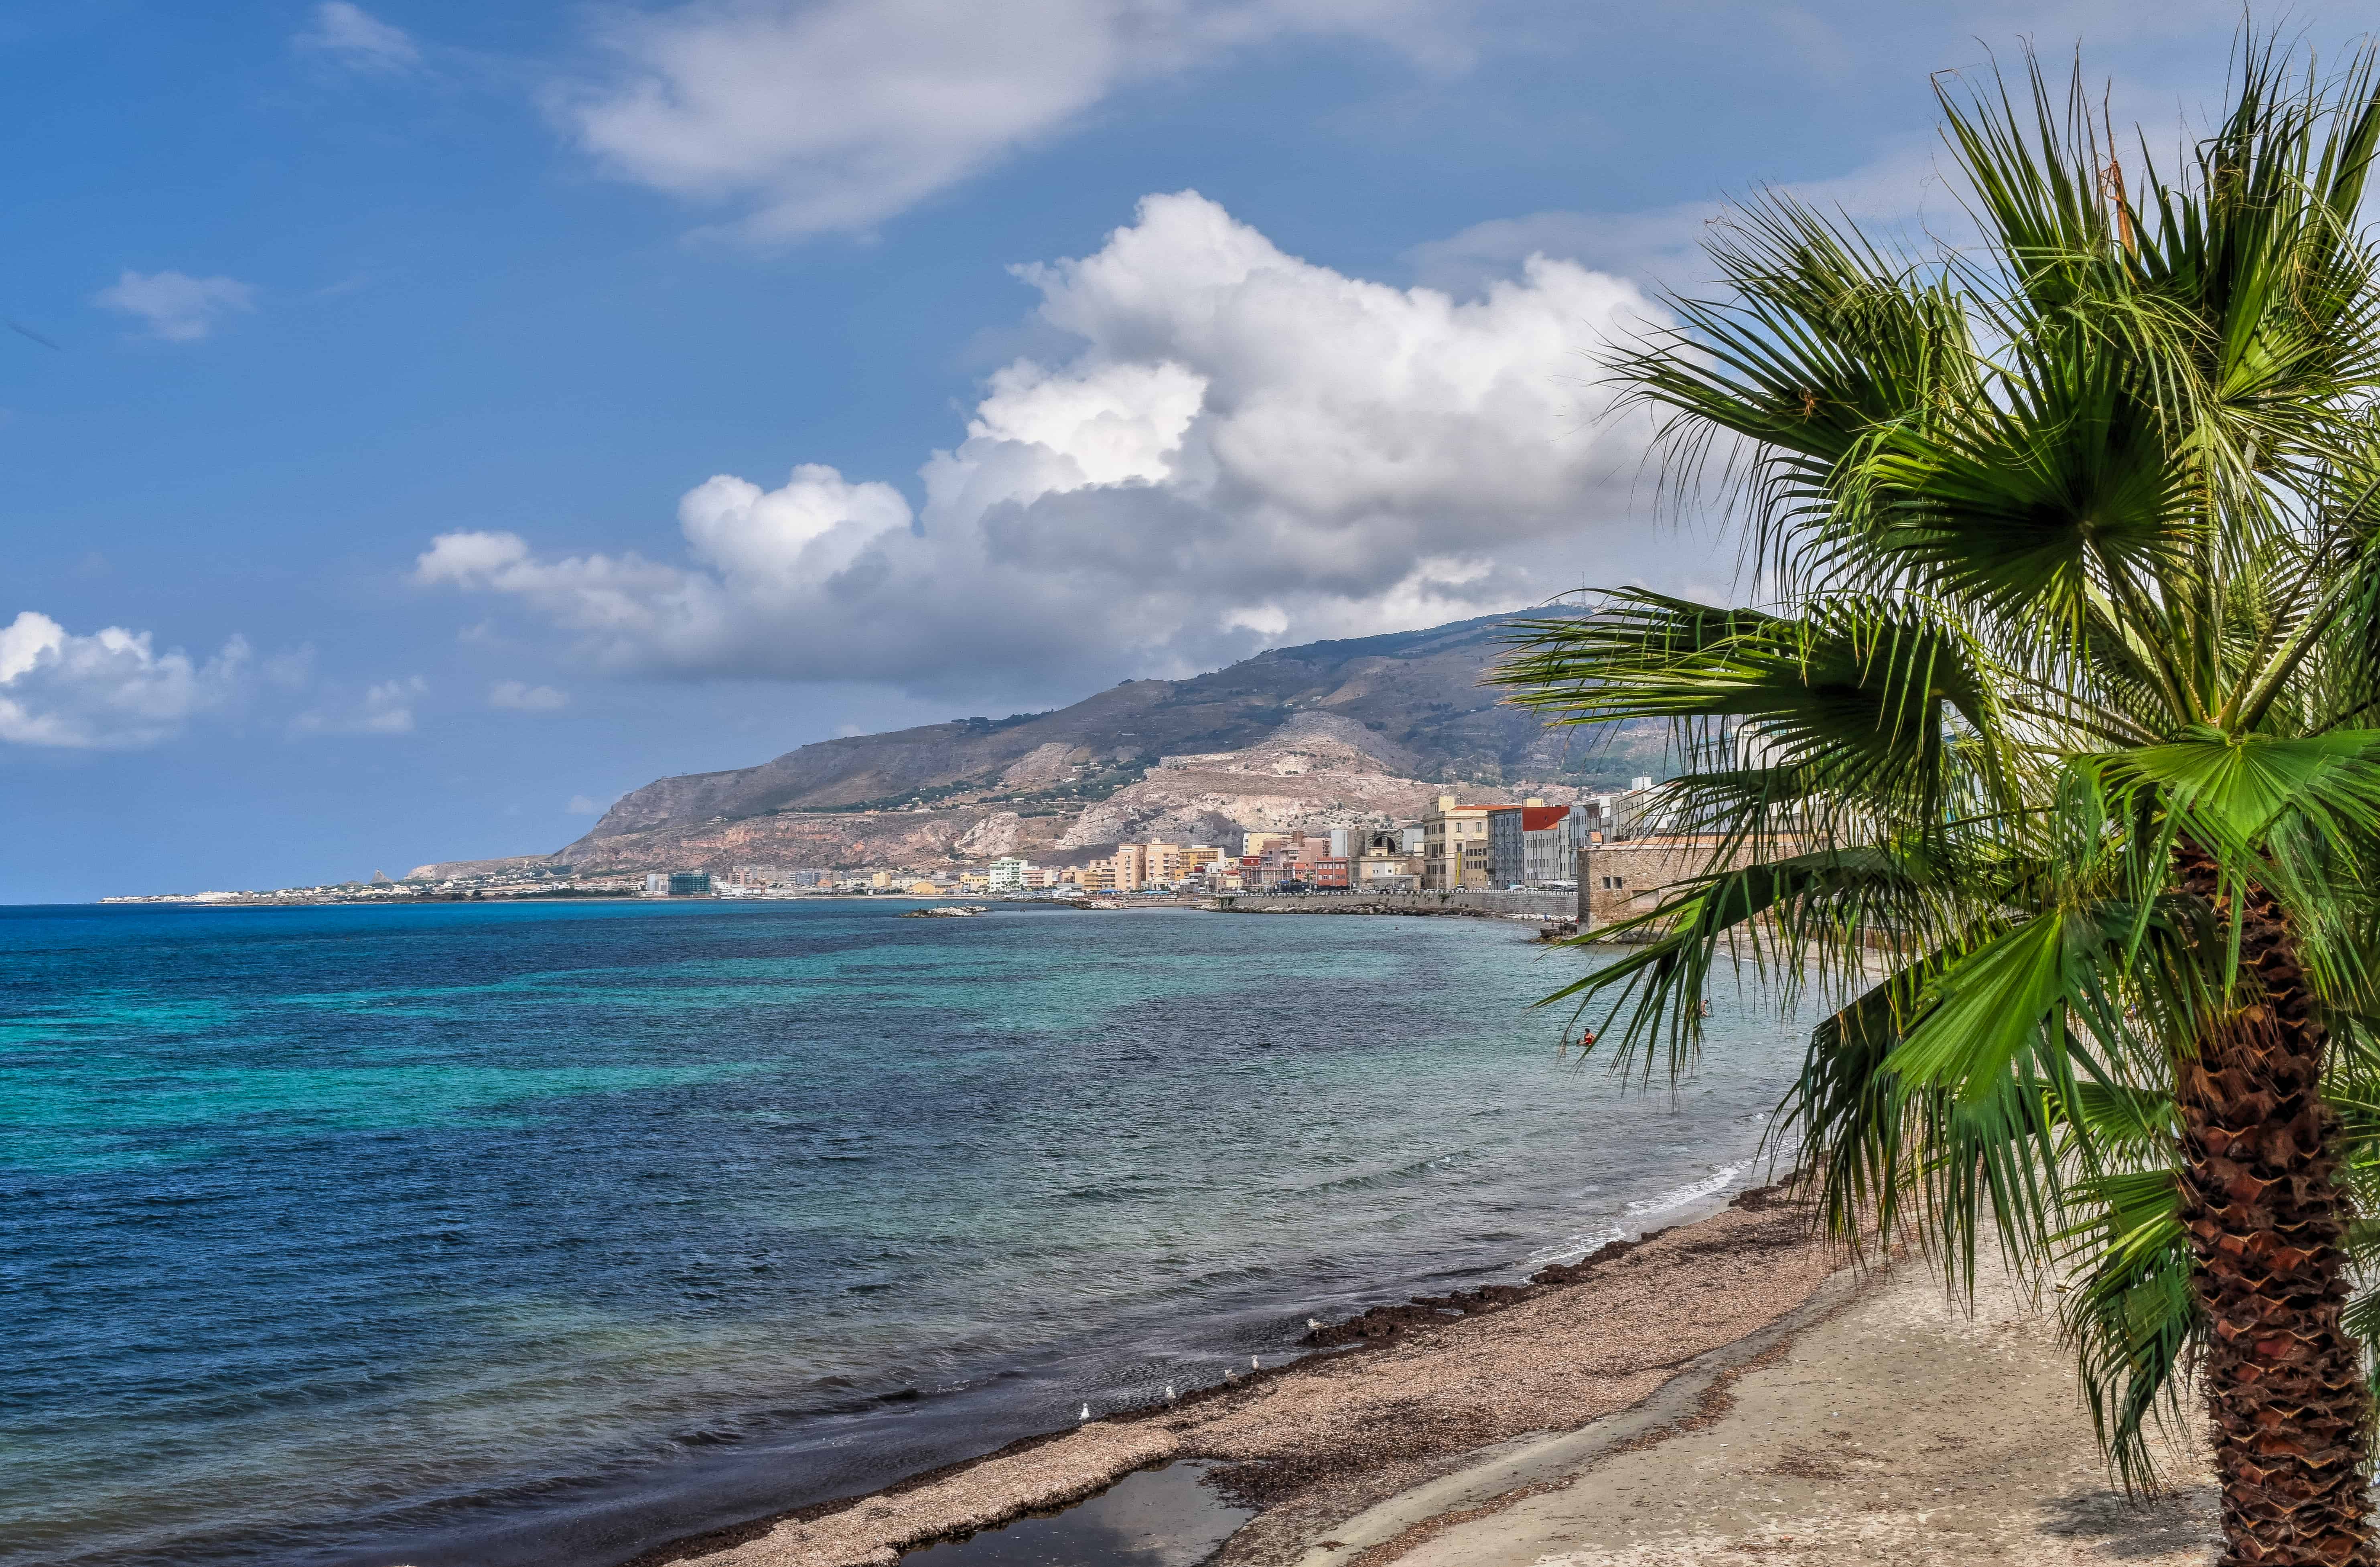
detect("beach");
top-left (638, 1185), bottom-right (2219, 1567)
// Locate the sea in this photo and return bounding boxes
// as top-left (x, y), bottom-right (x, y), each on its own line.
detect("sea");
top-left (0, 898), bottom-right (1811, 1567)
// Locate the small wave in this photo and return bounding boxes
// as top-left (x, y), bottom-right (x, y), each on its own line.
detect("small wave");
top-left (1623, 1163), bottom-right (1744, 1219)
top-left (1515, 1164), bottom-right (1747, 1271)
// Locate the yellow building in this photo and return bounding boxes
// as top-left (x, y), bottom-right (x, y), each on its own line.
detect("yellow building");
top-left (1242, 831), bottom-right (1292, 855)
top-left (907, 880), bottom-right (939, 896)
top-left (1422, 795), bottom-right (1509, 891)
top-left (871, 871), bottom-right (892, 888)
top-left (1109, 843), bottom-right (1147, 891)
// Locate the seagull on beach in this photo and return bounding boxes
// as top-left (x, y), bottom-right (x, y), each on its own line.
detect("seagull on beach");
top-left (1165, 1384), bottom-right (1177, 1401)
top-left (1306, 1318), bottom-right (1324, 1332)
top-left (1079, 1403), bottom-right (1091, 1423)
top-left (1251, 1355), bottom-right (1260, 1369)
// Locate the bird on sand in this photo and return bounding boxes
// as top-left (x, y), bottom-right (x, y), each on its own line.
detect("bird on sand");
top-left (1078, 1403), bottom-right (1090, 1423)
top-left (1165, 1384), bottom-right (1177, 1401)
top-left (1250, 1355), bottom-right (1260, 1369)
top-left (1306, 1318), bottom-right (1324, 1332)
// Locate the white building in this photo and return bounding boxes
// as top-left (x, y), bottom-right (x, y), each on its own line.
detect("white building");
top-left (1520, 801), bottom-right (1578, 887)
top-left (987, 857), bottom-right (1034, 892)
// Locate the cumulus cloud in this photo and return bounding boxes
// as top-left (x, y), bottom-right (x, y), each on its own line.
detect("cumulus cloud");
top-left (489, 678), bottom-right (568, 711)
top-left (296, 2), bottom-right (420, 71)
top-left (94, 271), bottom-right (258, 343)
top-left (0, 611), bottom-right (250, 748)
top-left (417, 191), bottom-right (1665, 693)
top-left (294, 676), bottom-right (425, 736)
top-left (558, 0), bottom-right (1467, 239)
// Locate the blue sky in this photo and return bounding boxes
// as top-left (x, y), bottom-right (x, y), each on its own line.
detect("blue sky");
top-left (1, 0), bottom-right (2362, 901)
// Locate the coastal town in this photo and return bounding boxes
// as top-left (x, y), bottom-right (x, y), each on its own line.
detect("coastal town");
top-left (99, 777), bottom-right (1699, 930)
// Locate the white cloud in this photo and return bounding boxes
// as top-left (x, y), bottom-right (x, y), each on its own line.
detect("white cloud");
top-left (558, 0), bottom-right (1468, 239)
top-left (294, 676), bottom-right (425, 736)
top-left (0, 611), bottom-right (250, 748)
top-left (93, 271), bottom-right (258, 343)
top-left (417, 191), bottom-right (1666, 693)
top-left (489, 679), bottom-right (569, 711)
top-left (564, 794), bottom-right (604, 815)
top-left (296, 2), bottom-right (420, 71)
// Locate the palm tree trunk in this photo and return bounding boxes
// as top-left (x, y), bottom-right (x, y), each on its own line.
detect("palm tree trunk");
top-left (2173, 840), bottom-right (2375, 1565)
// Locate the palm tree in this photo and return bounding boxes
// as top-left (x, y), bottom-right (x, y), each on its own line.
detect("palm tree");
top-left (1495, 41), bottom-right (2380, 1566)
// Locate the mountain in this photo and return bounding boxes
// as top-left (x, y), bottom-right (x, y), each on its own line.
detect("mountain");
top-left (410, 611), bottom-right (1666, 879)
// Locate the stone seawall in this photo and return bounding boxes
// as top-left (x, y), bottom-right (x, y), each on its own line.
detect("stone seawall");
top-left (1210, 889), bottom-right (1577, 920)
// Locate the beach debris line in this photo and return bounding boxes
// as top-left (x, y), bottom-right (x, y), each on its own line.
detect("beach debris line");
top-left (906, 906), bottom-right (989, 918)
top-left (638, 1188), bottom-right (1839, 1567)
top-left (1300, 1180), bottom-right (1795, 1348)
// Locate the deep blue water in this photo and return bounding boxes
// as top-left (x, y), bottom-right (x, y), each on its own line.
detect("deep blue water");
top-left (0, 899), bottom-right (1808, 1567)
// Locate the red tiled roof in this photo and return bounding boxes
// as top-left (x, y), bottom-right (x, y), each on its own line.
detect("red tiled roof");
top-left (1521, 805), bottom-right (1570, 831)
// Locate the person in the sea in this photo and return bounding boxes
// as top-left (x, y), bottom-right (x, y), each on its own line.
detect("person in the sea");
top-left (1578, 1027), bottom-right (1597, 1048)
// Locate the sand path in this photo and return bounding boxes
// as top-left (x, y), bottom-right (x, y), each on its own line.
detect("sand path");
top-left (1309, 1262), bottom-right (2218, 1567)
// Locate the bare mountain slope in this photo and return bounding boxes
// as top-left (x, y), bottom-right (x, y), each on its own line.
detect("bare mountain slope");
top-left (564, 612), bottom-right (1648, 844)
top-left (411, 612), bottom-right (1665, 879)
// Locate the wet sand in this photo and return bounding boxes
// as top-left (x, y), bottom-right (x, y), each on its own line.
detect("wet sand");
top-left (643, 1186), bottom-right (1848, 1567)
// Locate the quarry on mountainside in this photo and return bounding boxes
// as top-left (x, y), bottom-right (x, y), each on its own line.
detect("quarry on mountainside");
top-left (408, 611), bottom-right (1660, 880)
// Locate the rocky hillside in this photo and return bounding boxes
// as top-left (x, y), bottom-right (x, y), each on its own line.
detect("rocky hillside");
top-left (411, 612), bottom-right (1666, 878)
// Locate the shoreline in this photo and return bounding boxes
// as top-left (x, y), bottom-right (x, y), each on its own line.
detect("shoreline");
top-left (622, 1182), bottom-right (1841, 1567)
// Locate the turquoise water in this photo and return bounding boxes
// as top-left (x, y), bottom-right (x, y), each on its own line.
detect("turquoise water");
top-left (0, 900), bottom-right (1806, 1567)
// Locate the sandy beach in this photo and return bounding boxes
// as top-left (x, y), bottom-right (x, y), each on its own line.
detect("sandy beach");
top-left (631, 1184), bottom-right (2222, 1567)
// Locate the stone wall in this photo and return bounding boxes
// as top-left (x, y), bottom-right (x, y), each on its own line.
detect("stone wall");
top-left (1578, 837), bottom-right (1754, 930)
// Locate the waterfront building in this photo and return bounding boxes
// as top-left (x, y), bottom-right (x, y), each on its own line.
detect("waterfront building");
top-left (1591, 777), bottom-right (1663, 842)
top-left (642, 872), bottom-right (670, 896)
top-left (667, 871), bottom-right (712, 896)
top-left (987, 857), bottom-right (1033, 892)
top-left (1242, 831), bottom-right (1292, 856)
top-left (1422, 796), bottom-right (1518, 890)
top-left (1353, 828), bottom-right (1423, 888)
top-left (1485, 805), bottom-right (1526, 888)
top-left (1520, 801), bottom-right (1577, 887)
top-left (1142, 842), bottom-right (1185, 884)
